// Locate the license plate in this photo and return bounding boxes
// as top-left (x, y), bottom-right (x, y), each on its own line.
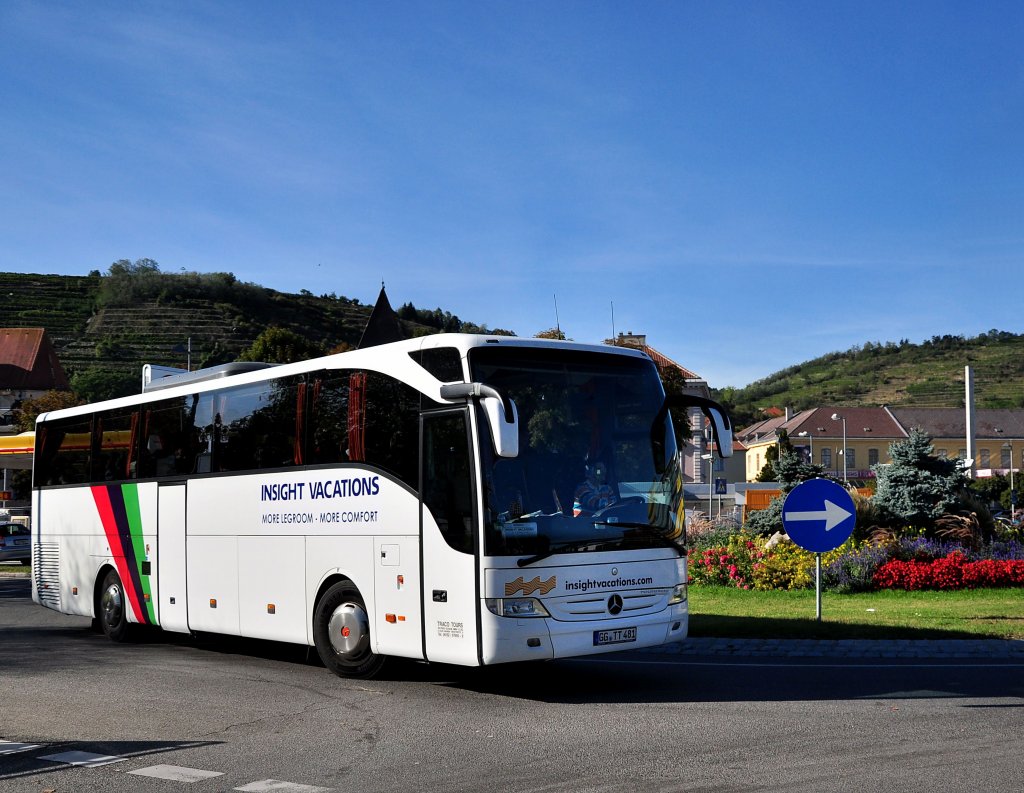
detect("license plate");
top-left (593, 627), bottom-right (637, 646)
top-left (12, 539), bottom-right (28, 546)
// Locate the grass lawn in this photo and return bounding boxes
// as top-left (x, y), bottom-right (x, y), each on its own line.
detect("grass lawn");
top-left (689, 585), bottom-right (1024, 640)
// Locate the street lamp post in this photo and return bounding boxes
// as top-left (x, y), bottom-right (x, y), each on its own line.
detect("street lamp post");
top-left (701, 453), bottom-right (714, 517)
top-left (832, 413), bottom-right (848, 483)
top-left (1004, 441), bottom-right (1016, 522)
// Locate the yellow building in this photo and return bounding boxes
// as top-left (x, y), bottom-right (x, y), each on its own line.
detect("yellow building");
top-left (738, 406), bottom-right (1024, 482)
top-left (739, 407), bottom-right (905, 482)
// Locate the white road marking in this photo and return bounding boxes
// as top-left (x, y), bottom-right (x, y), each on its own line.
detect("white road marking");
top-left (0, 740), bottom-right (41, 754)
top-left (130, 764), bottom-right (225, 782)
top-left (39, 750), bottom-right (125, 767)
top-left (234, 780), bottom-right (333, 792)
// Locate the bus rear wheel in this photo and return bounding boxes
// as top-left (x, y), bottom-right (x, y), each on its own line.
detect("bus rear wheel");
top-left (313, 582), bottom-right (385, 679)
top-left (98, 569), bottom-right (132, 642)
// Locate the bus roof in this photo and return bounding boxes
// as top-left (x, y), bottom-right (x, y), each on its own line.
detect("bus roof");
top-left (35, 334), bottom-right (653, 424)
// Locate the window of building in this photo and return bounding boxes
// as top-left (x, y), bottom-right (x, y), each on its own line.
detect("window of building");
top-left (846, 448), bottom-right (855, 468)
top-left (821, 448), bottom-right (831, 469)
top-left (980, 449), bottom-right (991, 468)
top-left (868, 448), bottom-right (879, 466)
top-left (1001, 446), bottom-right (1012, 468)
top-left (937, 448), bottom-right (948, 459)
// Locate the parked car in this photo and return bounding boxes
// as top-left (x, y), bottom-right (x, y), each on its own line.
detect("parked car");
top-left (0, 523), bottom-right (30, 564)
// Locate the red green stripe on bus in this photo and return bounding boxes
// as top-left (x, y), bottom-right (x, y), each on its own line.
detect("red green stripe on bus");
top-left (91, 484), bottom-right (156, 625)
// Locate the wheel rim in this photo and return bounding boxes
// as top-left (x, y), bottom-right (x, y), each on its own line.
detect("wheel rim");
top-left (326, 601), bottom-right (369, 658)
top-left (101, 582), bottom-right (123, 628)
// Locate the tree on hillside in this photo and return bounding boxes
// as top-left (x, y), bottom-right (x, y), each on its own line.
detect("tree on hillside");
top-left (872, 428), bottom-right (971, 530)
top-left (71, 369), bottom-right (138, 403)
top-left (238, 327), bottom-right (325, 364)
top-left (534, 327), bottom-right (567, 340)
top-left (108, 258), bottom-right (160, 276)
top-left (13, 391), bottom-right (84, 432)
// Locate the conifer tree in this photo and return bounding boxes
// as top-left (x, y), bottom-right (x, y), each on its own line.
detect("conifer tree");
top-left (872, 428), bottom-right (969, 529)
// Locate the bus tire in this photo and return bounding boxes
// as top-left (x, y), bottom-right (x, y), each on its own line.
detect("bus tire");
top-left (98, 569), bottom-right (132, 642)
top-left (313, 581), bottom-right (385, 679)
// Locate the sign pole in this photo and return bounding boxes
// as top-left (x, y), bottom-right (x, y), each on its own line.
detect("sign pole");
top-left (815, 553), bottom-right (822, 622)
top-left (781, 478), bottom-right (856, 624)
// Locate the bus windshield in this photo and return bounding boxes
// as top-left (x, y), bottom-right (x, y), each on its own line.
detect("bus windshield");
top-left (471, 347), bottom-right (685, 561)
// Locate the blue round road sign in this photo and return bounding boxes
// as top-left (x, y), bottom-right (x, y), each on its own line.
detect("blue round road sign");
top-left (781, 478), bottom-right (856, 553)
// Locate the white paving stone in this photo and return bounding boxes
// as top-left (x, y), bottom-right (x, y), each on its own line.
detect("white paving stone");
top-left (130, 764), bottom-right (225, 782)
top-left (234, 780), bottom-right (332, 792)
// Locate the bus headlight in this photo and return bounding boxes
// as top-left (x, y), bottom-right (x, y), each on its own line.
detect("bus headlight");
top-left (485, 598), bottom-right (550, 618)
top-left (668, 583), bottom-right (687, 604)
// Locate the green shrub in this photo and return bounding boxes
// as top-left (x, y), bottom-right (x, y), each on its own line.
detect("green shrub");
top-left (752, 541), bottom-right (814, 590)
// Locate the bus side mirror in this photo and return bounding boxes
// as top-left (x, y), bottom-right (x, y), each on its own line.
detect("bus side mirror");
top-left (482, 396), bottom-right (519, 458)
top-left (705, 406), bottom-right (733, 458)
top-left (661, 395), bottom-right (734, 458)
top-left (439, 382), bottom-right (519, 459)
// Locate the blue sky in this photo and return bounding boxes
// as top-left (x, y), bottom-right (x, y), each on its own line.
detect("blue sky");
top-left (3, 1), bottom-right (1022, 387)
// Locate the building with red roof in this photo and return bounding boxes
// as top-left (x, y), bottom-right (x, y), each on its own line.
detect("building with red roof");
top-left (0, 328), bottom-right (70, 431)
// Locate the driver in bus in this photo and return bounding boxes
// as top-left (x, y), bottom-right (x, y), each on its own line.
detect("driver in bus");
top-left (573, 458), bottom-right (618, 516)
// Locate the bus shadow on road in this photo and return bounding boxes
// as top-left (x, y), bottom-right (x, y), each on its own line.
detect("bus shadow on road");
top-left (424, 653), bottom-right (1024, 705)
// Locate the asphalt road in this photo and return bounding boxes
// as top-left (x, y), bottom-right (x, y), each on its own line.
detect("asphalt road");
top-left (2, 577), bottom-right (1022, 793)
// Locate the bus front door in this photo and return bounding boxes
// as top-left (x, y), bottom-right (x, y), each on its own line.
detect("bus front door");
top-left (420, 411), bottom-right (481, 666)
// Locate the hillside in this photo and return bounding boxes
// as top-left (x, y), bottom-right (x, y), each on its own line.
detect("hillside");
top-left (8, 269), bottom-right (1024, 419)
top-left (1, 267), bottom-right (507, 399)
top-left (715, 332), bottom-right (1024, 427)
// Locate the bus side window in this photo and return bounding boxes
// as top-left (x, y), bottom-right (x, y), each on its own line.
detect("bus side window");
top-left (422, 412), bottom-right (475, 554)
top-left (309, 372), bottom-right (350, 465)
top-left (139, 397), bottom-right (199, 479)
top-left (92, 408), bottom-right (139, 482)
top-left (361, 372), bottom-right (420, 490)
top-left (206, 377), bottom-right (303, 473)
top-left (35, 416), bottom-right (92, 486)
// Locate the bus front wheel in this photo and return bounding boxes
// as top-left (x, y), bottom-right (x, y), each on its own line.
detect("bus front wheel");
top-left (313, 581), bottom-right (385, 679)
top-left (98, 569), bottom-right (132, 642)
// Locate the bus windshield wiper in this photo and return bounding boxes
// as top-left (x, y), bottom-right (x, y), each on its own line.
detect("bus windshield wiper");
top-left (590, 521), bottom-right (686, 555)
top-left (516, 538), bottom-right (618, 567)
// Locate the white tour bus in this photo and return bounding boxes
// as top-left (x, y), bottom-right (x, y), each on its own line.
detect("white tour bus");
top-left (32, 334), bottom-right (732, 678)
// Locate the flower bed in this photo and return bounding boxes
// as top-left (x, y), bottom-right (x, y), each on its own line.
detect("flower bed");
top-left (689, 533), bottom-right (1024, 592)
top-left (872, 552), bottom-right (1024, 590)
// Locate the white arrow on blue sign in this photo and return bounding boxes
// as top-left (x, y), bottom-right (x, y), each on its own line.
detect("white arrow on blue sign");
top-left (781, 478), bottom-right (857, 553)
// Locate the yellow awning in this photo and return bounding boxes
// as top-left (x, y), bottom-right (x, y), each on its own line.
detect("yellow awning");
top-left (0, 432), bottom-right (35, 470)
